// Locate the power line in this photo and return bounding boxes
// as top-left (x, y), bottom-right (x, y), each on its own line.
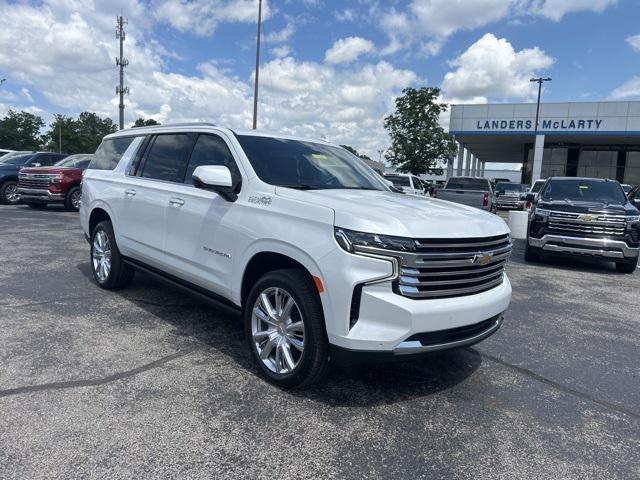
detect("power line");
top-left (115, 15), bottom-right (129, 130)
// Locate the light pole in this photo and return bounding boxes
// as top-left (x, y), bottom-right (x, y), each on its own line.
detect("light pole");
top-left (530, 77), bottom-right (551, 135)
top-left (252, 0), bottom-right (262, 130)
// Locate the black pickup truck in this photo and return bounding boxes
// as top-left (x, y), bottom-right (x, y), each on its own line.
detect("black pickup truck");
top-left (524, 177), bottom-right (640, 273)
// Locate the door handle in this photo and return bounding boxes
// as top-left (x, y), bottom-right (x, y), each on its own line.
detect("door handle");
top-left (169, 197), bottom-right (185, 207)
top-left (124, 189), bottom-right (136, 197)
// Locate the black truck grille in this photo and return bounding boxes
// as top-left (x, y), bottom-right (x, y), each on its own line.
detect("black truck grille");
top-left (396, 234), bottom-right (511, 299)
top-left (547, 211), bottom-right (626, 237)
top-left (18, 174), bottom-right (50, 190)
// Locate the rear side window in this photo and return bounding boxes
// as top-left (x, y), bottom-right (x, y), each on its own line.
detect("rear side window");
top-left (446, 178), bottom-right (490, 190)
top-left (89, 137), bottom-right (136, 171)
top-left (184, 134), bottom-right (241, 185)
top-left (140, 134), bottom-right (194, 182)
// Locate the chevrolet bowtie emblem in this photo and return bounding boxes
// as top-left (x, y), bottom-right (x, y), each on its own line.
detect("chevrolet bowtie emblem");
top-left (472, 253), bottom-right (493, 265)
top-left (578, 214), bottom-right (594, 222)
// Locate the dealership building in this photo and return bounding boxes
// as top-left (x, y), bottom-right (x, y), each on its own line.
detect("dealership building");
top-left (447, 101), bottom-right (640, 185)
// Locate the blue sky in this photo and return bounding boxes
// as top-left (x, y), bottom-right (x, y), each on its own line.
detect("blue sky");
top-left (0, 0), bottom-right (639, 159)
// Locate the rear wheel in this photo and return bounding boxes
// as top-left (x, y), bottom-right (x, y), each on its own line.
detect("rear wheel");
top-left (0, 181), bottom-right (19, 205)
top-left (245, 269), bottom-right (330, 388)
top-left (616, 258), bottom-right (638, 274)
top-left (65, 186), bottom-right (82, 211)
top-left (90, 220), bottom-right (135, 289)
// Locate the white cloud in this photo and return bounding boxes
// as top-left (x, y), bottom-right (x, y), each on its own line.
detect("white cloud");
top-left (531, 0), bottom-right (616, 22)
top-left (20, 88), bottom-right (33, 102)
top-left (627, 34), bottom-right (640, 52)
top-left (441, 33), bottom-right (554, 103)
top-left (270, 45), bottom-right (292, 58)
top-left (325, 37), bottom-right (375, 64)
top-left (609, 77), bottom-right (640, 100)
top-left (334, 8), bottom-right (356, 22)
top-left (379, 0), bottom-right (617, 56)
top-left (153, 0), bottom-right (269, 36)
top-left (265, 23), bottom-right (295, 43)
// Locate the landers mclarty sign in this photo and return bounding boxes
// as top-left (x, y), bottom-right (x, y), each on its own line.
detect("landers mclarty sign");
top-left (475, 119), bottom-right (604, 131)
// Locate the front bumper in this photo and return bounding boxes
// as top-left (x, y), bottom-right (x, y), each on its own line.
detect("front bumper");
top-left (17, 187), bottom-right (65, 202)
top-left (497, 200), bottom-right (523, 209)
top-left (331, 314), bottom-right (503, 365)
top-left (529, 234), bottom-right (639, 259)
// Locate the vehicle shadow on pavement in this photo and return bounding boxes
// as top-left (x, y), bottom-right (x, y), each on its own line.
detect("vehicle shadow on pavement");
top-left (76, 263), bottom-right (482, 407)
top-left (509, 239), bottom-right (621, 275)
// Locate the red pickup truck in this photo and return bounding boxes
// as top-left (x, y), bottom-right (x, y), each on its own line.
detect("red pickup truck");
top-left (17, 154), bottom-right (93, 211)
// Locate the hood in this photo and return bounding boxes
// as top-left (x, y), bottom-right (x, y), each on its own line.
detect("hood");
top-left (20, 166), bottom-right (81, 175)
top-left (538, 199), bottom-right (635, 215)
top-left (276, 188), bottom-right (509, 238)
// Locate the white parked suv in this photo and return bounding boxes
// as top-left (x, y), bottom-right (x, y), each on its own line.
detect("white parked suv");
top-left (80, 124), bottom-right (512, 387)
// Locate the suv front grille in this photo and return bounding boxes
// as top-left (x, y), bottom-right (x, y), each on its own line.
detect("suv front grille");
top-left (547, 211), bottom-right (626, 237)
top-left (396, 234), bottom-right (511, 299)
top-left (18, 174), bottom-right (50, 190)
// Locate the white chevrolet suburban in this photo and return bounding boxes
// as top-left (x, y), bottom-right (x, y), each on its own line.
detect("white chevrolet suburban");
top-left (80, 124), bottom-right (512, 387)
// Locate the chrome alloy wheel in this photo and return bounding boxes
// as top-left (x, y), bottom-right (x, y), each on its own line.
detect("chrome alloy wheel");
top-left (92, 230), bottom-right (112, 282)
top-left (71, 190), bottom-right (81, 209)
top-left (251, 287), bottom-right (305, 374)
top-left (6, 183), bottom-right (19, 203)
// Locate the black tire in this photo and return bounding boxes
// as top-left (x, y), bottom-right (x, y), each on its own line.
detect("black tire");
top-left (90, 220), bottom-right (135, 289)
top-left (616, 258), bottom-right (638, 274)
top-left (524, 240), bottom-right (541, 262)
top-left (0, 181), bottom-right (19, 205)
top-left (26, 202), bottom-right (47, 209)
top-left (65, 185), bottom-right (82, 212)
top-left (244, 269), bottom-right (330, 388)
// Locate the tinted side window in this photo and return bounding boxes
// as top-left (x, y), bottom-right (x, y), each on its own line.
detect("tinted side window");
top-left (140, 134), bottom-right (194, 182)
top-left (89, 137), bottom-right (136, 170)
top-left (184, 134), bottom-right (241, 185)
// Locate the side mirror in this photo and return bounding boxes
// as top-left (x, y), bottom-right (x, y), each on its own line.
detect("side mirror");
top-left (192, 165), bottom-right (238, 202)
top-left (32, 162), bottom-right (41, 167)
top-left (633, 198), bottom-right (640, 209)
top-left (522, 192), bottom-right (536, 202)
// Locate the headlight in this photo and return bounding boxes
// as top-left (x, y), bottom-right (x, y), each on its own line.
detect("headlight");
top-left (48, 174), bottom-right (64, 181)
top-left (627, 215), bottom-right (640, 223)
top-left (334, 227), bottom-right (416, 253)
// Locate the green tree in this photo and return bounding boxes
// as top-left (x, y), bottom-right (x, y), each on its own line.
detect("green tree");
top-left (340, 144), bottom-right (372, 161)
top-left (383, 87), bottom-right (456, 176)
top-left (0, 110), bottom-right (45, 150)
top-left (42, 112), bottom-right (117, 154)
top-left (133, 118), bottom-right (160, 127)
top-left (41, 115), bottom-right (75, 153)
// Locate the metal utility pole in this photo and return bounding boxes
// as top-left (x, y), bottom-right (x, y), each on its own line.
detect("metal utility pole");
top-left (115, 16), bottom-right (130, 130)
top-left (252, 0), bottom-right (262, 130)
top-left (530, 77), bottom-right (551, 135)
top-left (58, 119), bottom-right (62, 153)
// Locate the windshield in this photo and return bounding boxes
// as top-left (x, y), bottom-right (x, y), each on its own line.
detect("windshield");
top-left (496, 183), bottom-right (525, 193)
top-left (0, 154), bottom-right (34, 166)
top-left (235, 135), bottom-right (386, 190)
top-left (541, 179), bottom-right (627, 204)
top-left (55, 155), bottom-right (92, 168)
top-left (446, 178), bottom-right (490, 190)
top-left (531, 180), bottom-right (546, 193)
top-left (384, 175), bottom-right (411, 187)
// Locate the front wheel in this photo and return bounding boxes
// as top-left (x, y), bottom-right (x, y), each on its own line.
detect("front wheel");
top-left (65, 186), bottom-right (82, 211)
top-left (90, 220), bottom-right (134, 289)
top-left (616, 258), bottom-right (638, 274)
top-left (245, 269), bottom-right (330, 388)
top-left (0, 181), bottom-right (20, 205)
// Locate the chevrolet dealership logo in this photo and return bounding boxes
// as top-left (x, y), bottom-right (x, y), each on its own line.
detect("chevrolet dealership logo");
top-left (472, 253), bottom-right (493, 266)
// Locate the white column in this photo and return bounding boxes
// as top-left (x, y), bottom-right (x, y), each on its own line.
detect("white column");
top-left (456, 144), bottom-right (464, 176)
top-left (481, 161), bottom-right (485, 177)
top-left (531, 134), bottom-right (545, 181)
top-left (471, 155), bottom-right (478, 177)
top-left (464, 151), bottom-right (472, 176)
top-left (446, 155), bottom-right (454, 179)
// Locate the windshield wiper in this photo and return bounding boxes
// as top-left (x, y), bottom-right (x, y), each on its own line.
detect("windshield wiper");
top-left (276, 184), bottom-right (324, 190)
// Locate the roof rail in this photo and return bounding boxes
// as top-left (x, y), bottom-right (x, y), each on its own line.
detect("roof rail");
top-left (157, 122), bottom-right (217, 127)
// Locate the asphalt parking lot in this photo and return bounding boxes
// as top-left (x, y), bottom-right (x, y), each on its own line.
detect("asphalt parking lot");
top-left (0, 205), bottom-right (638, 479)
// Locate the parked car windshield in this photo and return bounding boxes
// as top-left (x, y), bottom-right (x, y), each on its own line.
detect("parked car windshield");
top-left (384, 175), bottom-right (411, 187)
top-left (496, 183), bottom-right (525, 193)
top-left (235, 135), bottom-right (386, 190)
top-left (541, 179), bottom-right (627, 203)
top-left (445, 178), bottom-right (490, 190)
top-left (0, 154), bottom-right (34, 166)
top-left (55, 154), bottom-right (93, 168)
